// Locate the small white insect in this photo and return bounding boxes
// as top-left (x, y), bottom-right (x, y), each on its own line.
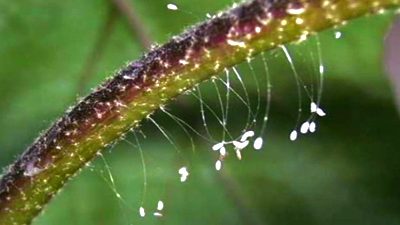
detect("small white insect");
top-left (233, 140), bottom-right (249, 150)
top-left (253, 137), bottom-right (263, 150)
top-left (310, 102), bottom-right (318, 113)
top-left (212, 142), bottom-right (224, 151)
top-left (178, 167), bottom-right (188, 175)
top-left (178, 167), bottom-right (189, 182)
top-left (316, 108), bottom-right (326, 117)
top-left (215, 160), bottom-right (222, 171)
top-left (235, 150), bottom-right (242, 160)
top-left (311, 102), bottom-right (326, 117)
top-left (319, 65), bottom-right (325, 74)
top-left (219, 146), bottom-right (226, 156)
top-left (309, 122), bottom-right (316, 133)
top-left (289, 130), bottom-right (298, 141)
top-left (23, 162), bottom-right (43, 177)
top-left (300, 121), bottom-right (310, 134)
top-left (335, 31), bottom-right (342, 39)
top-left (153, 212), bottom-right (163, 217)
top-left (167, 3), bottom-right (178, 11)
top-left (240, 130), bottom-right (255, 142)
top-left (180, 175), bottom-right (188, 182)
top-left (157, 200), bottom-right (164, 211)
top-left (139, 207), bottom-right (146, 217)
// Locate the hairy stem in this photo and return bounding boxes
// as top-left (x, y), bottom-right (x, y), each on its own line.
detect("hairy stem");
top-left (0, 0), bottom-right (399, 224)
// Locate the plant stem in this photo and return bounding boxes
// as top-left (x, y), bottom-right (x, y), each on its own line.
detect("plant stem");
top-left (0, 0), bottom-right (399, 224)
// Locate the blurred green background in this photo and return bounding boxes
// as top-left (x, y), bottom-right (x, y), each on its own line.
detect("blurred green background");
top-left (1, 1), bottom-right (399, 225)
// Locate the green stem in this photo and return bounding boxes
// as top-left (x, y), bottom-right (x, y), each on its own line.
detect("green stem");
top-left (0, 0), bottom-right (399, 224)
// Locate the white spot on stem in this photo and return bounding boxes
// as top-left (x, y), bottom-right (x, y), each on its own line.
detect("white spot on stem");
top-left (23, 162), bottom-right (43, 177)
top-left (286, 5), bottom-right (306, 15)
top-left (227, 39), bottom-right (246, 48)
top-left (179, 59), bottom-right (189, 65)
top-left (295, 18), bottom-right (304, 25)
